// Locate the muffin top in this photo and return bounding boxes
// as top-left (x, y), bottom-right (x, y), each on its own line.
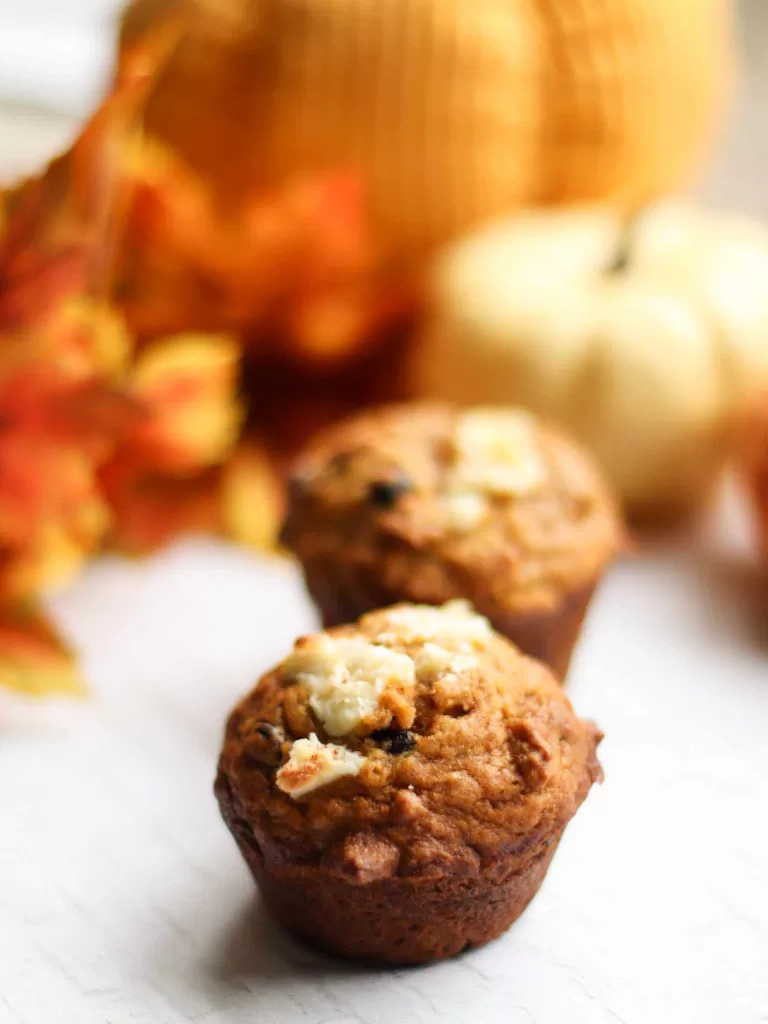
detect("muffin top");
top-left (217, 602), bottom-right (603, 881)
top-left (282, 402), bottom-right (623, 613)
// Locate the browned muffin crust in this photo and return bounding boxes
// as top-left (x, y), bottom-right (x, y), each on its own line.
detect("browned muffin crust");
top-left (281, 402), bottom-right (624, 675)
top-left (216, 602), bottom-right (603, 963)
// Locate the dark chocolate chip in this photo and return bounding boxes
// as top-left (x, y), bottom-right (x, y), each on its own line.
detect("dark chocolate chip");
top-left (242, 722), bottom-right (285, 768)
top-left (372, 728), bottom-right (416, 754)
top-left (367, 473), bottom-right (412, 509)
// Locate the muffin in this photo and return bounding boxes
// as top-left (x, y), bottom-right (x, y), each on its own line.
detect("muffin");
top-left (215, 601), bottom-right (603, 965)
top-left (741, 390), bottom-right (768, 558)
top-left (282, 402), bottom-right (623, 678)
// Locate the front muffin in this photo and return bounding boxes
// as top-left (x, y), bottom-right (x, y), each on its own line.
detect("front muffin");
top-left (215, 601), bottom-right (603, 964)
top-left (282, 402), bottom-right (624, 678)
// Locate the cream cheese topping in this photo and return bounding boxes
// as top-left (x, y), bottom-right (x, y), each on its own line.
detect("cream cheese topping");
top-left (283, 635), bottom-right (415, 736)
top-left (373, 600), bottom-right (491, 652)
top-left (276, 733), bottom-right (365, 798)
top-left (451, 409), bottom-right (546, 497)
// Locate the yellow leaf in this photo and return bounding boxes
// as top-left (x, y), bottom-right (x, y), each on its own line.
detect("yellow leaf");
top-left (128, 333), bottom-right (243, 471)
top-left (56, 297), bottom-right (133, 379)
top-left (221, 443), bottom-right (283, 552)
top-left (0, 444), bottom-right (110, 592)
top-left (0, 603), bottom-right (84, 697)
top-left (2, 525), bottom-right (92, 605)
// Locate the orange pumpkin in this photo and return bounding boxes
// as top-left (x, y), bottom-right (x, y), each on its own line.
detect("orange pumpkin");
top-left (120, 0), bottom-right (732, 260)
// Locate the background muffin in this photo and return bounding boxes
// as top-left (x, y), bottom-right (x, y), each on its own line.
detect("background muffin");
top-left (282, 403), bottom-right (624, 678)
top-left (215, 601), bottom-right (603, 965)
top-left (741, 390), bottom-right (768, 558)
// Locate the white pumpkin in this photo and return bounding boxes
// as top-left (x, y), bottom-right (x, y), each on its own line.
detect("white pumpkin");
top-left (415, 203), bottom-right (768, 520)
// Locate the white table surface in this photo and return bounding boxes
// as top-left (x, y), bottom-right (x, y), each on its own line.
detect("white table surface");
top-left (1, 110), bottom-right (768, 1024)
top-left (2, 520), bottom-right (767, 1024)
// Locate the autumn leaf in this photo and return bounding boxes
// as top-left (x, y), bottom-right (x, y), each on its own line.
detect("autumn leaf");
top-left (0, 603), bottom-right (83, 697)
top-left (0, 28), bottom-right (174, 696)
top-left (122, 333), bottom-right (242, 472)
top-left (98, 459), bottom-right (222, 555)
top-left (96, 333), bottom-right (242, 554)
top-left (221, 442), bottom-right (283, 552)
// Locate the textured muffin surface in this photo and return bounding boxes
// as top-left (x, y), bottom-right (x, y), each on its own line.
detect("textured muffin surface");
top-left (216, 602), bottom-right (602, 886)
top-left (282, 402), bottom-right (623, 616)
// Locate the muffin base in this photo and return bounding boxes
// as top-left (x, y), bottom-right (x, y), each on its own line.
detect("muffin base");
top-left (490, 582), bottom-right (596, 679)
top-left (302, 559), bottom-right (596, 680)
top-left (220, 807), bottom-right (560, 965)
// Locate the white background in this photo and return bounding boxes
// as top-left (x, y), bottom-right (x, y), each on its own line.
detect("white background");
top-left (0, 0), bottom-right (119, 115)
top-left (1, 512), bottom-right (767, 1024)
